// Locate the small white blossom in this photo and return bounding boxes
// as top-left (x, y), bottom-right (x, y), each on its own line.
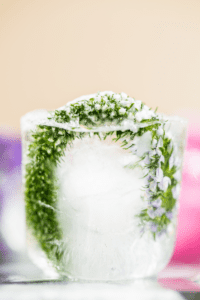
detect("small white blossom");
top-left (152, 198), bottom-right (162, 208)
top-left (158, 155), bottom-right (165, 167)
top-left (134, 100), bottom-right (142, 110)
top-left (142, 190), bottom-right (151, 201)
top-left (150, 222), bottom-right (158, 232)
top-left (157, 138), bottom-right (163, 148)
top-left (141, 110), bottom-right (151, 120)
top-left (102, 105), bottom-right (108, 111)
top-left (128, 112), bottom-right (134, 119)
top-left (156, 148), bottom-right (162, 156)
top-left (66, 106), bottom-right (70, 114)
top-left (155, 207), bottom-right (165, 217)
top-left (159, 176), bottom-right (171, 192)
top-left (152, 139), bottom-right (157, 148)
top-left (149, 110), bottom-right (156, 117)
top-left (110, 111), bottom-right (115, 117)
top-left (130, 124), bottom-right (137, 132)
top-left (174, 170), bottom-right (180, 181)
top-left (157, 127), bottom-right (164, 136)
top-left (143, 105), bottom-right (149, 111)
top-left (103, 96), bottom-right (108, 102)
top-left (110, 103), bottom-right (115, 109)
top-left (135, 112), bottom-right (143, 122)
top-left (95, 104), bottom-right (101, 110)
top-left (95, 95), bottom-right (101, 102)
top-left (166, 211), bottom-right (173, 220)
top-left (144, 155), bottom-right (150, 165)
top-left (55, 139), bottom-right (61, 146)
top-left (114, 94), bottom-right (121, 101)
top-left (119, 107), bottom-right (126, 114)
top-left (165, 132), bottom-right (172, 140)
top-left (147, 208), bottom-right (156, 219)
top-left (172, 184), bottom-right (180, 199)
top-left (156, 168), bottom-right (164, 182)
top-left (149, 150), bottom-right (156, 158)
top-left (149, 180), bottom-right (157, 192)
top-left (128, 97), bottom-right (134, 103)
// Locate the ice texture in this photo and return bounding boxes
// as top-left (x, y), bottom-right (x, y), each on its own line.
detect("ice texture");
top-left (20, 93), bottom-right (188, 281)
top-left (53, 135), bottom-right (176, 281)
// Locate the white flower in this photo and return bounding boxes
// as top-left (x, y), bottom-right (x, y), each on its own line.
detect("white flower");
top-left (157, 127), bottom-right (164, 136)
top-left (173, 170), bottom-right (180, 181)
top-left (95, 104), bottom-right (101, 110)
top-left (143, 105), bottom-right (149, 111)
top-left (149, 110), bottom-right (156, 117)
top-left (134, 100), bottom-right (142, 110)
top-left (172, 184), bottom-right (180, 199)
top-left (155, 207), bottom-right (165, 217)
top-left (159, 176), bottom-right (171, 192)
top-left (103, 96), bottom-right (108, 102)
top-left (110, 103), bottom-right (115, 109)
top-left (165, 132), bottom-right (172, 140)
top-left (114, 94), bottom-right (121, 101)
top-left (128, 112), bottom-right (134, 119)
top-left (66, 106), bottom-right (70, 114)
top-left (128, 97), bottom-right (134, 103)
top-left (147, 208), bottom-right (156, 219)
top-left (55, 139), bottom-right (61, 146)
top-left (149, 150), bottom-right (156, 158)
top-left (130, 124), bottom-right (137, 132)
top-left (156, 168), bottom-right (164, 182)
top-left (152, 198), bottom-right (162, 208)
top-left (157, 138), bottom-right (163, 148)
top-left (144, 155), bottom-right (150, 165)
top-left (135, 112), bottom-right (143, 122)
top-left (121, 120), bottom-right (130, 129)
top-left (102, 105), bottom-right (108, 111)
top-left (142, 190), bottom-right (151, 201)
top-left (152, 139), bottom-right (157, 148)
top-left (141, 110), bottom-right (151, 120)
top-left (159, 155), bottom-right (165, 167)
top-left (96, 95), bottom-right (101, 102)
top-left (119, 107), bottom-right (126, 114)
top-left (156, 148), bottom-right (162, 156)
top-left (149, 180), bottom-right (157, 192)
top-left (150, 222), bottom-right (158, 232)
top-left (110, 111), bottom-right (115, 117)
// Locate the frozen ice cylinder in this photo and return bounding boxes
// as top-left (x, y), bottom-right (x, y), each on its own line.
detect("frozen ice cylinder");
top-left (21, 91), bottom-right (188, 281)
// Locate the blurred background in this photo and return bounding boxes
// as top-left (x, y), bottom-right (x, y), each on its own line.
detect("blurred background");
top-left (0, 0), bottom-right (200, 269)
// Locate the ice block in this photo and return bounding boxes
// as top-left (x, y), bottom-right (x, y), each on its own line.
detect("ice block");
top-left (21, 91), bottom-right (188, 281)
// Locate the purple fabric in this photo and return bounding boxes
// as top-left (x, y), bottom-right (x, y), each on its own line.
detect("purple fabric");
top-left (0, 136), bottom-right (21, 173)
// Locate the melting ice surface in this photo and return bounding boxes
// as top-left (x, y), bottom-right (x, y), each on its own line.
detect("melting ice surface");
top-left (55, 134), bottom-right (176, 281)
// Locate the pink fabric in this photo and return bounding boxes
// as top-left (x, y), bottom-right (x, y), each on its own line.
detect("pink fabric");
top-left (170, 123), bottom-right (200, 264)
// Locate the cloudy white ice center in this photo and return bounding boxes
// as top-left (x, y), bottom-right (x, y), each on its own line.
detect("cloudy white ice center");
top-left (56, 135), bottom-right (146, 236)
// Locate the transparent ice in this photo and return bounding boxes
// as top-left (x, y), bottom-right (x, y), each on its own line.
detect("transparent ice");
top-left (21, 95), bottom-right (188, 281)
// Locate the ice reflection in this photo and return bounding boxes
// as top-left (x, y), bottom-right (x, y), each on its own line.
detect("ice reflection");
top-left (0, 279), bottom-right (184, 300)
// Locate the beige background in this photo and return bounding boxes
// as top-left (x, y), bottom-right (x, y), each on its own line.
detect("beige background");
top-left (0, 0), bottom-right (200, 132)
